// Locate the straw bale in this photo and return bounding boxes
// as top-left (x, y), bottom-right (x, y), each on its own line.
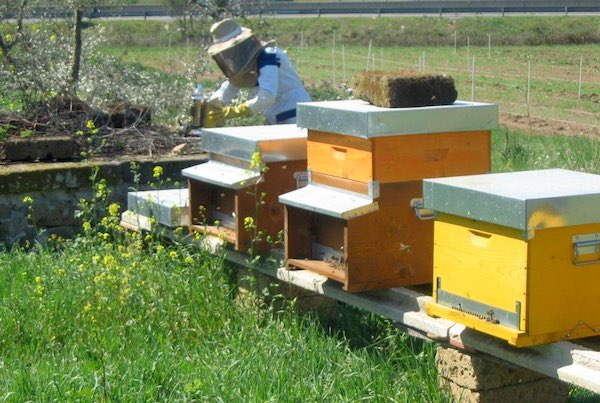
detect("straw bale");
top-left (353, 71), bottom-right (458, 108)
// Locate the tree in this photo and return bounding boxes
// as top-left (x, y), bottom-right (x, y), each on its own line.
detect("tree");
top-left (162, 0), bottom-right (245, 44)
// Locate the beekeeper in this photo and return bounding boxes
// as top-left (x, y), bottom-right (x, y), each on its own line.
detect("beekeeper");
top-left (205, 18), bottom-right (311, 126)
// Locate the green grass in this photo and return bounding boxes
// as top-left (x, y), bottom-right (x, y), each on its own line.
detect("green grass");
top-left (103, 42), bottom-right (600, 133)
top-left (0, 223), bottom-right (444, 400)
top-left (492, 128), bottom-right (600, 173)
top-left (94, 15), bottom-right (600, 48)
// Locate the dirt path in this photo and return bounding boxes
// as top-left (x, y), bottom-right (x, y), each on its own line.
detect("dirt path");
top-left (500, 112), bottom-right (600, 138)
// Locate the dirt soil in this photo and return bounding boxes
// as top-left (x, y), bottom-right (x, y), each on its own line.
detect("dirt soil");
top-left (500, 112), bottom-right (600, 138)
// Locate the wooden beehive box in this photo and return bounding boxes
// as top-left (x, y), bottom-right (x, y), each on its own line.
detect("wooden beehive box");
top-left (424, 169), bottom-right (600, 347)
top-left (279, 100), bottom-right (498, 292)
top-left (282, 180), bottom-right (433, 292)
top-left (182, 125), bottom-right (307, 252)
top-left (302, 100), bottom-right (495, 184)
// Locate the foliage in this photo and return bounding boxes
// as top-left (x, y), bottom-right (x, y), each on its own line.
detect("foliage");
top-left (0, 5), bottom-right (211, 128)
top-left (259, 16), bottom-right (600, 48)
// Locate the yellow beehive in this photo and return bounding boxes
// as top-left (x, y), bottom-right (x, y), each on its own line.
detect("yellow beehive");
top-left (424, 169), bottom-right (600, 347)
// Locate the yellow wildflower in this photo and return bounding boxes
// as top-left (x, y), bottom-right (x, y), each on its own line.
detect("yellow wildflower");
top-left (95, 181), bottom-right (107, 199)
top-left (153, 166), bottom-right (163, 179)
top-left (34, 277), bottom-right (44, 296)
top-left (244, 216), bottom-right (255, 229)
top-left (108, 203), bottom-right (120, 217)
top-left (103, 255), bottom-right (116, 267)
top-left (250, 152), bottom-right (262, 169)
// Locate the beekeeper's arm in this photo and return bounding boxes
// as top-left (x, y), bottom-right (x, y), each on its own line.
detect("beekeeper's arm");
top-left (208, 80), bottom-right (240, 106)
top-left (205, 80), bottom-right (246, 127)
top-left (207, 52), bottom-right (278, 122)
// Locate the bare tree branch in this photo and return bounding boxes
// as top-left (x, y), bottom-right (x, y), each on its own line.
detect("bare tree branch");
top-left (70, 7), bottom-right (83, 86)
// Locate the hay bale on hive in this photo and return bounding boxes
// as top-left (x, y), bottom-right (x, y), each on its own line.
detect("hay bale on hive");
top-left (353, 71), bottom-right (458, 108)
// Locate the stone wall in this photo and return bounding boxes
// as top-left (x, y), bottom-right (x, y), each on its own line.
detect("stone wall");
top-left (0, 155), bottom-right (206, 247)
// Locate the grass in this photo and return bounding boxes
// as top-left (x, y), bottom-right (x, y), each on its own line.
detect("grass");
top-left (492, 128), bottom-right (600, 173)
top-left (96, 16), bottom-right (600, 48)
top-left (0, 219), bottom-right (444, 400)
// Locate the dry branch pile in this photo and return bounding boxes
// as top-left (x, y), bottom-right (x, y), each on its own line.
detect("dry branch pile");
top-left (0, 96), bottom-right (199, 163)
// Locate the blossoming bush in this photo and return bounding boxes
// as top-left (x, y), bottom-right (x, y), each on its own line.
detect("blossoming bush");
top-left (0, 17), bottom-right (209, 126)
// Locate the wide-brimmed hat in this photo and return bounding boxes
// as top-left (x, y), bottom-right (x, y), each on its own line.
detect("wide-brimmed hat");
top-left (208, 18), bottom-right (255, 56)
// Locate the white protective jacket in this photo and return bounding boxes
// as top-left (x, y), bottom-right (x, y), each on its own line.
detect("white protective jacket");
top-left (209, 46), bottom-right (312, 125)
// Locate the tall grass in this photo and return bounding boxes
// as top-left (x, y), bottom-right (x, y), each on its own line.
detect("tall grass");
top-left (95, 16), bottom-right (600, 48)
top-left (2, 133), bottom-right (600, 400)
top-left (492, 128), bottom-right (600, 173)
top-left (0, 209), bottom-right (444, 400)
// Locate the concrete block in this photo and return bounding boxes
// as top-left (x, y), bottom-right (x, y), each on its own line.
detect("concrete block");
top-left (436, 346), bottom-right (545, 389)
top-left (30, 194), bottom-right (81, 227)
top-left (440, 376), bottom-right (570, 403)
top-left (5, 136), bottom-right (78, 162)
top-left (237, 266), bottom-right (338, 319)
top-left (436, 346), bottom-right (569, 402)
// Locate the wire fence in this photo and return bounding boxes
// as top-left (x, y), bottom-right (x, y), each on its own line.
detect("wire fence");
top-left (291, 33), bottom-right (600, 136)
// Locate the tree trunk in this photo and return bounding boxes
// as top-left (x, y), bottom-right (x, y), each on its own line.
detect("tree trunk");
top-left (70, 7), bottom-right (83, 88)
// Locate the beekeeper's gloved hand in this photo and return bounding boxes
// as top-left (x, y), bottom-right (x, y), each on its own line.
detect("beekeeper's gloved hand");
top-left (204, 105), bottom-right (223, 128)
top-left (213, 102), bottom-right (252, 119)
top-left (222, 102), bottom-right (252, 120)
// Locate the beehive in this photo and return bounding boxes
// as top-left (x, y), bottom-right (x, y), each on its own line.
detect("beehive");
top-left (182, 125), bottom-right (307, 252)
top-left (279, 99), bottom-right (498, 292)
top-left (121, 188), bottom-right (189, 230)
top-left (424, 169), bottom-right (600, 347)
